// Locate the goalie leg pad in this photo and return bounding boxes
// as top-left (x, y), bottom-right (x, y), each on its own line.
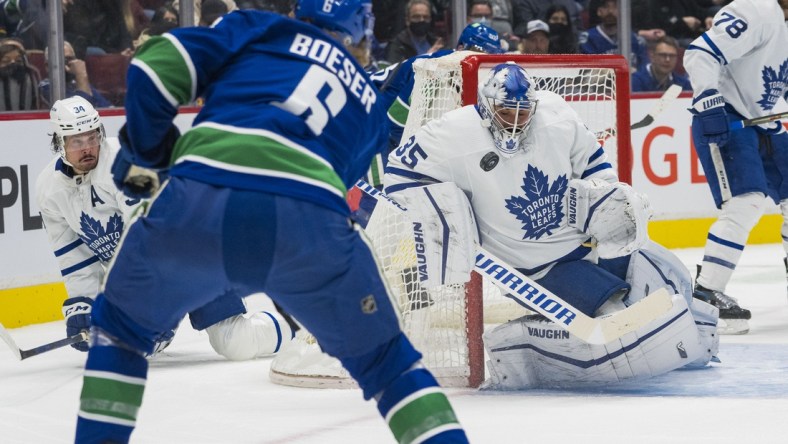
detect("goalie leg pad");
top-left (626, 240), bottom-right (694, 305)
top-left (535, 259), bottom-right (629, 317)
top-left (398, 182), bottom-right (479, 288)
top-left (206, 310), bottom-right (294, 361)
top-left (482, 294), bottom-right (703, 389)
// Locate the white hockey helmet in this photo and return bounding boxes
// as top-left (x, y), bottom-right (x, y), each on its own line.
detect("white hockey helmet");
top-left (478, 62), bottom-right (538, 157)
top-left (50, 96), bottom-right (104, 164)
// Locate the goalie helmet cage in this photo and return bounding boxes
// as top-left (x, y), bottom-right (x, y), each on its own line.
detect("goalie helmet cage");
top-left (271, 53), bottom-right (631, 390)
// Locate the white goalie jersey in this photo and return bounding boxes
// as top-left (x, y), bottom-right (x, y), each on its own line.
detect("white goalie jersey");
top-left (383, 90), bottom-right (617, 279)
top-left (36, 138), bottom-right (140, 299)
top-left (684, 0), bottom-right (788, 123)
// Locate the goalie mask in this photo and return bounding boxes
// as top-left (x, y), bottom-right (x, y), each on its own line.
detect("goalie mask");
top-left (478, 63), bottom-right (538, 157)
top-left (50, 96), bottom-right (105, 167)
top-left (295, 0), bottom-right (374, 46)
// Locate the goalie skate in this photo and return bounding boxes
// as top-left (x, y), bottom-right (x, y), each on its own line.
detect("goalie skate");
top-left (268, 330), bottom-right (356, 389)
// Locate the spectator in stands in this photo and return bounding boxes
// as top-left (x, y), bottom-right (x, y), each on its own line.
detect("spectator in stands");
top-left (545, 4), bottom-right (578, 54)
top-left (519, 19), bottom-right (550, 54)
top-left (235, 0), bottom-right (293, 14)
top-left (63, 0), bottom-right (149, 57)
top-left (631, 35), bottom-right (692, 93)
top-left (38, 41), bottom-right (111, 108)
top-left (0, 37), bottom-right (40, 110)
top-left (172, 0), bottom-right (237, 26)
top-left (579, 0), bottom-right (649, 73)
top-left (134, 3), bottom-right (179, 49)
top-left (485, 0), bottom-right (517, 49)
top-left (0, 0), bottom-right (48, 50)
top-left (467, 0), bottom-right (510, 51)
top-left (385, 0), bottom-right (444, 65)
top-left (512, 0), bottom-right (583, 38)
top-left (631, 0), bottom-right (711, 47)
top-left (200, 0), bottom-right (229, 26)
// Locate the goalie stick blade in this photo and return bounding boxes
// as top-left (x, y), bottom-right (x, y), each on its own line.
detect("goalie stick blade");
top-left (595, 288), bottom-right (674, 343)
top-left (0, 321), bottom-right (22, 360)
top-left (631, 84), bottom-right (682, 130)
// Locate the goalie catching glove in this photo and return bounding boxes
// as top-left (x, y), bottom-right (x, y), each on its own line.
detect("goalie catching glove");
top-left (397, 182), bottom-right (479, 289)
top-left (565, 178), bottom-right (651, 258)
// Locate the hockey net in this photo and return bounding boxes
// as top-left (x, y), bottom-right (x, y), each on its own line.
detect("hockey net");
top-left (271, 53), bottom-right (631, 389)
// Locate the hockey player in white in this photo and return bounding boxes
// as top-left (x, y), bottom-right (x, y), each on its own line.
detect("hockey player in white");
top-left (382, 63), bottom-right (720, 388)
top-left (36, 97), bottom-right (293, 359)
top-left (684, 0), bottom-right (788, 335)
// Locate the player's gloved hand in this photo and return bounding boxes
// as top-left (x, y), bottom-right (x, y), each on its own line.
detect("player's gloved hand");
top-left (690, 89), bottom-right (729, 147)
top-left (112, 124), bottom-right (179, 198)
top-left (62, 296), bottom-right (93, 352)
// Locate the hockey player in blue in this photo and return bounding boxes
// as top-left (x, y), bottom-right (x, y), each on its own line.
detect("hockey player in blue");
top-left (684, 0), bottom-right (788, 335)
top-left (72, 2), bottom-right (469, 443)
top-left (579, 0), bottom-right (649, 72)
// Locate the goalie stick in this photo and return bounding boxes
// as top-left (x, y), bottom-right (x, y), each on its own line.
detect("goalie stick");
top-left (355, 180), bottom-right (674, 345)
top-left (0, 321), bottom-right (88, 360)
top-left (630, 84), bottom-right (683, 130)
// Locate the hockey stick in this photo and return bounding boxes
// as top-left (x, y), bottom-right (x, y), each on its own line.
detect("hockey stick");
top-left (630, 84), bottom-right (683, 130)
top-left (729, 110), bottom-right (788, 130)
top-left (0, 321), bottom-right (88, 360)
top-left (355, 180), bottom-right (674, 345)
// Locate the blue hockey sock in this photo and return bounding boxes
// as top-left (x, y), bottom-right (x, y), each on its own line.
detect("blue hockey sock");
top-left (75, 342), bottom-right (148, 444)
top-left (376, 364), bottom-right (468, 444)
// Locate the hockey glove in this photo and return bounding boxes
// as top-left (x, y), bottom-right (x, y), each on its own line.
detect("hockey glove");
top-left (566, 179), bottom-right (652, 258)
top-left (62, 296), bottom-right (93, 352)
top-left (690, 89), bottom-right (729, 147)
top-left (112, 124), bottom-right (179, 198)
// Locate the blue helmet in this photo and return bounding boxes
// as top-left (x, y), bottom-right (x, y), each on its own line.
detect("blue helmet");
top-left (295, 0), bottom-right (374, 45)
top-left (478, 63), bottom-right (538, 157)
top-left (457, 22), bottom-right (504, 54)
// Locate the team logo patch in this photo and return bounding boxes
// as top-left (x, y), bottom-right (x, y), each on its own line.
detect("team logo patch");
top-left (505, 166), bottom-right (567, 240)
top-left (79, 212), bottom-right (124, 262)
top-left (757, 60), bottom-right (788, 111)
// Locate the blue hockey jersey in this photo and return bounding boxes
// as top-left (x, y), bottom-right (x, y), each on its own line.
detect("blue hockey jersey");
top-left (124, 10), bottom-right (389, 214)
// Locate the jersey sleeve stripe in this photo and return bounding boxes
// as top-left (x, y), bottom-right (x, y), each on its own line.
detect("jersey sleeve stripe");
top-left (686, 44), bottom-right (723, 65)
top-left (54, 238), bottom-right (84, 257)
top-left (580, 162), bottom-right (613, 179)
top-left (61, 255), bottom-right (101, 277)
top-left (388, 97), bottom-right (410, 127)
top-left (163, 33), bottom-right (198, 101)
top-left (700, 33), bottom-right (728, 65)
top-left (588, 146), bottom-right (605, 163)
top-left (133, 36), bottom-right (194, 105)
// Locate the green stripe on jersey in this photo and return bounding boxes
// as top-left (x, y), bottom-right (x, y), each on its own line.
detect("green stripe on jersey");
top-left (388, 97), bottom-right (410, 126)
top-left (80, 375), bottom-right (145, 422)
top-left (388, 392), bottom-right (460, 444)
top-left (173, 126), bottom-right (346, 196)
top-left (135, 36), bottom-right (193, 104)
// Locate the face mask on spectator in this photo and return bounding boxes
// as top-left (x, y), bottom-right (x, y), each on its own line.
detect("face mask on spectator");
top-left (0, 62), bottom-right (27, 81)
top-left (471, 17), bottom-right (490, 25)
top-left (549, 23), bottom-right (570, 35)
top-left (409, 21), bottom-right (430, 37)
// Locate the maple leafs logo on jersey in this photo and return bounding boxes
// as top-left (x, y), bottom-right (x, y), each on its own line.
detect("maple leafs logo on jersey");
top-left (78, 212), bottom-right (124, 262)
top-left (505, 166), bottom-right (567, 240)
top-left (757, 60), bottom-right (788, 111)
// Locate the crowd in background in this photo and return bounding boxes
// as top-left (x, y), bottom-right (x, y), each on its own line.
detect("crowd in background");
top-left (0, 0), bottom-right (733, 112)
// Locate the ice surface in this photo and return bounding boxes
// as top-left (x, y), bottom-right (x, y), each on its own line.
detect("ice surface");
top-left (1, 245), bottom-right (787, 443)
